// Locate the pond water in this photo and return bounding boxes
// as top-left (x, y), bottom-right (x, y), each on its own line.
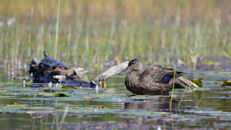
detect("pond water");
top-left (0, 66), bottom-right (231, 129)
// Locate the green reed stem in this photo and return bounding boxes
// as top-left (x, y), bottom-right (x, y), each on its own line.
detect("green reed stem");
top-left (169, 66), bottom-right (176, 112)
top-left (54, 0), bottom-right (61, 59)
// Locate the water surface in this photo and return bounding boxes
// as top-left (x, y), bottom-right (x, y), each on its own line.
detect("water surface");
top-left (0, 66), bottom-right (231, 129)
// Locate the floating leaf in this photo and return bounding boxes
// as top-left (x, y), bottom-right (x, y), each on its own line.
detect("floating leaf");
top-left (37, 92), bottom-right (54, 97)
top-left (54, 93), bottom-right (70, 97)
top-left (62, 84), bottom-right (73, 89)
top-left (221, 80), bottom-right (231, 86)
top-left (0, 90), bottom-right (8, 92)
top-left (14, 102), bottom-right (27, 106)
top-left (83, 96), bottom-right (99, 100)
top-left (3, 102), bottom-right (27, 109)
top-left (202, 61), bottom-right (220, 65)
top-left (54, 106), bottom-right (64, 109)
top-left (191, 78), bottom-right (203, 87)
top-left (203, 61), bottom-right (214, 65)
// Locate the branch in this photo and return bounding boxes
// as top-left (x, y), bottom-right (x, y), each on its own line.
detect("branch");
top-left (93, 61), bottom-right (129, 83)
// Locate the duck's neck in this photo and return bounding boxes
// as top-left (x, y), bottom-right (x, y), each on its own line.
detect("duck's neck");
top-left (129, 69), bottom-right (143, 81)
top-left (138, 68), bottom-right (144, 74)
top-left (127, 71), bottom-right (140, 86)
top-left (136, 63), bottom-right (144, 74)
top-left (133, 68), bottom-right (144, 75)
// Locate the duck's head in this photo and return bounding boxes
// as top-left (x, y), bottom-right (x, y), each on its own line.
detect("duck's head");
top-left (127, 58), bottom-right (144, 73)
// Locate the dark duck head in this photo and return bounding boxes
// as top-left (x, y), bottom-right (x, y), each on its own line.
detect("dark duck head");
top-left (127, 58), bottom-right (144, 74)
top-left (124, 58), bottom-right (198, 95)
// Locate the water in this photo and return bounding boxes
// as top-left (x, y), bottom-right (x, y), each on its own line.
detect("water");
top-left (0, 67), bottom-right (231, 129)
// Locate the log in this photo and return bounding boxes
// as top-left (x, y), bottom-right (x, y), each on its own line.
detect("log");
top-left (29, 54), bottom-right (129, 87)
top-left (93, 61), bottom-right (129, 83)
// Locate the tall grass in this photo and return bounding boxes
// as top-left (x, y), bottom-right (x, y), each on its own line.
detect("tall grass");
top-left (0, 0), bottom-right (230, 72)
top-left (54, 0), bottom-right (61, 59)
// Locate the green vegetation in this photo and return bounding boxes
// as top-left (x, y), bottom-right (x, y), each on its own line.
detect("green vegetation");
top-left (0, 0), bottom-right (230, 71)
top-left (1, 1), bottom-right (231, 129)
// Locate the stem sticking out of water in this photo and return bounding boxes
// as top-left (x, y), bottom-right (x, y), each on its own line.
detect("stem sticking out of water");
top-left (58, 105), bottom-right (69, 130)
top-left (169, 66), bottom-right (176, 112)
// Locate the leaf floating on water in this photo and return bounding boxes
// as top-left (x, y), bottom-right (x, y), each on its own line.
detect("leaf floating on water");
top-left (191, 78), bottom-right (203, 87)
top-left (22, 88), bottom-right (32, 91)
top-left (54, 93), bottom-right (70, 97)
top-left (54, 106), bottom-right (64, 109)
top-left (202, 61), bottom-right (220, 65)
top-left (83, 96), bottom-right (99, 100)
top-left (4, 102), bottom-right (27, 109)
top-left (62, 85), bottom-right (73, 89)
top-left (221, 80), bottom-right (231, 86)
top-left (43, 89), bottom-right (62, 93)
top-left (37, 92), bottom-right (54, 97)
top-left (14, 102), bottom-right (27, 106)
top-left (26, 111), bottom-right (53, 115)
top-left (0, 90), bottom-right (8, 92)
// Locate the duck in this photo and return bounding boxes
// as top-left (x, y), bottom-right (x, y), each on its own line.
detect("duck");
top-left (124, 58), bottom-right (198, 95)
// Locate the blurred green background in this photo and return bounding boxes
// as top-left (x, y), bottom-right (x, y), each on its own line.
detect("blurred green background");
top-left (0, 0), bottom-right (230, 71)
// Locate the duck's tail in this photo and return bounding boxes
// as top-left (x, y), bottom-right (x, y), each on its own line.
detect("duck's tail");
top-left (174, 77), bottom-right (199, 90)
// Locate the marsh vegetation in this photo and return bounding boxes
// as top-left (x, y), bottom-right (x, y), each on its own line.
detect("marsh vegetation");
top-left (0, 0), bottom-right (231, 129)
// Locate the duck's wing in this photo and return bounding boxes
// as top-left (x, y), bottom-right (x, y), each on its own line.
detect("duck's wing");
top-left (140, 65), bottom-right (183, 83)
top-left (152, 65), bottom-right (198, 89)
top-left (139, 65), bottom-right (198, 91)
top-left (152, 65), bottom-right (183, 75)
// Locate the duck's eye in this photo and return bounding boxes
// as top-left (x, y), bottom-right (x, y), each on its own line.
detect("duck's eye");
top-left (163, 75), bottom-right (172, 83)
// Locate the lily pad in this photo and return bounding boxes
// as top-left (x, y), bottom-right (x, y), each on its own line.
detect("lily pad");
top-left (54, 93), bottom-right (70, 97)
top-left (191, 78), bottom-right (203, 87)
top-left (221, 80), bottom-right (231, 86)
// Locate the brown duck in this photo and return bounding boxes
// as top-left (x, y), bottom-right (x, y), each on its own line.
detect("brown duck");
top-left (125, 58), bottom-right (198, 95)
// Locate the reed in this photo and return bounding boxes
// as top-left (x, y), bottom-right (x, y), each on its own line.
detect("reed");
top-left (169, 66), bottom-right (176, 112)
top-left (0, 0), bottom-right (230, 71)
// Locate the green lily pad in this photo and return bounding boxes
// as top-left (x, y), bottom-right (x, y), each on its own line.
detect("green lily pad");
top-left (191, 78), bottom-right (203, 87)
top-left (54, 93), bottom-right (70, 97)
top-left (221, 79), bottom-right (231, 86)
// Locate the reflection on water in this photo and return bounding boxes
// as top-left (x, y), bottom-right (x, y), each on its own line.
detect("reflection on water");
top-left (124, 97), bottom-right (177, 112)
top-left (0, 68), bottom-right (231, 129)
